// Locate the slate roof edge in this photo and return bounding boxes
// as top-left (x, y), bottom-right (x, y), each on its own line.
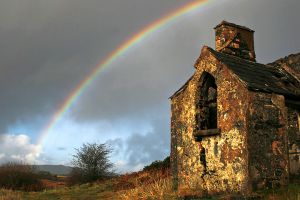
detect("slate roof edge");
top-left (170, 46), bottom-right (300, 100)
top-left (206, 47), bottom-right (300, 98)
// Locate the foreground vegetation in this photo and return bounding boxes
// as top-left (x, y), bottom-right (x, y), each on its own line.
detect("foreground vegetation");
top-left (1, 169), bottom-right (300, 199)
top-left (0, 158), bottom-right (300, 199)
top-left (0, 169), bottom-right (175, 200)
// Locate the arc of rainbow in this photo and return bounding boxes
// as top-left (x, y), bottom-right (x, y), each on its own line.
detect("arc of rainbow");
top-left (37, 0), bottom-right (210, 145)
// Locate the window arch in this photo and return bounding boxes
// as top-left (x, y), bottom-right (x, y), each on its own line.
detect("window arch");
top-left (195, 72), bottom-right (218, 134)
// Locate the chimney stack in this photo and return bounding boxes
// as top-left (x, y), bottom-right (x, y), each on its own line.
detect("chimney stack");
top-left (214, 21), bottom-right (256, 62)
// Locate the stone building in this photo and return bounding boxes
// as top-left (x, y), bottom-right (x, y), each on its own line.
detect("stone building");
top-left (170, 21), bottom-right (300, 196)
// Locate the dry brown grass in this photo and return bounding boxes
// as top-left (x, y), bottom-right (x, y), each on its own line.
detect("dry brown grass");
top-left (1, 169), bottom-right (300, 200)
top-left (115, 169), bottom-right (177, 200)
top-left (0, 189), bottom-right (23, 200)
top-left (40, 179), bottom-right (66, 189)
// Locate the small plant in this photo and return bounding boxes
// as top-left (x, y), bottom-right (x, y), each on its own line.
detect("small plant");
top-left (0, 162), bottom-right (44, 191)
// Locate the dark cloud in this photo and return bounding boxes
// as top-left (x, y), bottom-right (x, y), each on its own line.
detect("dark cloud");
top-left (108, 118), bottom-right (170, 172)
top-left (0, 0), bottom-right (197, 132)
top-left (125, 118), bottom-right (169, 166)
top-left (70, 0), bottom-right (300, 124)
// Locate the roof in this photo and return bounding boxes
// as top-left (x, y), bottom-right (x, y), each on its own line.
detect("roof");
top-left (208, 47), bottom-right (300, 98)
top-left (170, 46), bottom-right (300, 100)
top-left (214, 20), bottom-right (254, 32)
top-left (268, 52), bottom-right (300, 76)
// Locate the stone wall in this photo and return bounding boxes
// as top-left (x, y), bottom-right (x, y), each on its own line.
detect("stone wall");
top-left (247, 92), bottom-right (289, 190)
top-left (287, 106), bottom-right (300, 177)
top-left (171, 47), bottom-right (250, 195)
top-left (268, 51), bottom-right (300, 178)
top-left (170, 45), bottom-right (299, 197)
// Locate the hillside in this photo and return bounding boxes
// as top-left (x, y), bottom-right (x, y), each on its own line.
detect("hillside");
top-left (33, 165), bottom-right (72, 175)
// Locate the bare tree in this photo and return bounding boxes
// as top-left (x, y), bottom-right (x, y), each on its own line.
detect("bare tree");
top-left (70, 143), bottom-right (114, 184)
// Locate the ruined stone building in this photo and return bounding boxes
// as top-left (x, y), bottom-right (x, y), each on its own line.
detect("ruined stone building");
top-left (170, 21), bottom-right (300, 195)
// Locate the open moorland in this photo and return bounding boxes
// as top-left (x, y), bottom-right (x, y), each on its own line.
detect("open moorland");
top-left (0, 167), bottom-right (300, 200)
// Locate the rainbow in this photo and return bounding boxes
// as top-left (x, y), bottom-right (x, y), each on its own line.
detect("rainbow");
top-left (37, 0), bottom-right (210, 145)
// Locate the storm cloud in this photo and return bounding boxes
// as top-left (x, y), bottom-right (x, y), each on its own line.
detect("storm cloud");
top-left (0, 0), bottom-right (198, 132)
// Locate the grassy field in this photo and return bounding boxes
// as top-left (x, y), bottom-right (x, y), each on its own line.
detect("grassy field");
top-left (0, 170), bottom-right (299, 200)
top-left (0, 169), bottom-right (176, 200)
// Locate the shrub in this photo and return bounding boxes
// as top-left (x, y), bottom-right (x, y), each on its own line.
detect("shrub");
top-left (66, 167), bottom-right (86, 186)
top-left (67, 143), bottom-right (115, 185)
top-left (143, 156), bottom-right (170, 171)
top-left (0, 162), bottom-right (44, 191)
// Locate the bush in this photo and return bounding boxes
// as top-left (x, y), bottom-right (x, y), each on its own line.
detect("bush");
top-left (143, 156), bottom-right (170, 171)
top-left (0, 162), bottom-right (44, 191)
top-left (66, 167), bottom-right (86, 186)
top-left (36, 171), bottom-right (58, 181)
top-left (67, 143), bottom-right (114, 185)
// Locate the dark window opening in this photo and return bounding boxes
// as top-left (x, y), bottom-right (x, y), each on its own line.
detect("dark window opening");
top-left (196, 72), bottom-right (217, 131)
top-left (200, 147), bottom-right (207, 173)
top-left (297, 110), bottom-right (300, 133)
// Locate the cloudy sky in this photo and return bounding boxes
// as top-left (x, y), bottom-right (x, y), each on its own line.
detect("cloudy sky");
top-left (0, 0), bottom-right (299, 172)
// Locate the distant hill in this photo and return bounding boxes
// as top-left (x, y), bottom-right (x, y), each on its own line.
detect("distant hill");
top-left (33, 165), bottom-right (73, 176)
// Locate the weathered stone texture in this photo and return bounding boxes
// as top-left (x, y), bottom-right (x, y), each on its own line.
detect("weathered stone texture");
top-left (287, 107), bottom-right (300, 177)
top-left (248, 93), bottom-right (289, 190)
top-left (215, 21), bottom-right (255, 62)
top-left (171, 48), bottom-right (250, 195)
top-left (268, 53), bottom-right (300, 179)
top-left (170, 21), bottom-right (300, 197)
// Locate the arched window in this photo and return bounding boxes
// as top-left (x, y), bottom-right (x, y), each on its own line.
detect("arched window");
top-left (194, 72), bottom-right (219, 140)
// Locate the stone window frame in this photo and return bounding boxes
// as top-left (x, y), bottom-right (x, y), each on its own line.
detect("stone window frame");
top-left (194, 71), bottom-right (220, 141)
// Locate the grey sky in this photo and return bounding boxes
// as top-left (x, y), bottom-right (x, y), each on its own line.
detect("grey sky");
top-left (0, 0), bottom-right (299, 171)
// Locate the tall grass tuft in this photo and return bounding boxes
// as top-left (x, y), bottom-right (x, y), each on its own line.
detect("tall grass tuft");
top-left (0, 189), bottom-right (23, 200)
top-left (116, 169), bottom-right (177, 200)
